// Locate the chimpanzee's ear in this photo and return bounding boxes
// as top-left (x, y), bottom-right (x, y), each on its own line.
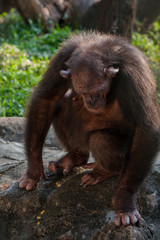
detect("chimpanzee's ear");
top-left (60, 69), bottom-right (71, 79)
top-left (105, 66), bottom-right (119, 78)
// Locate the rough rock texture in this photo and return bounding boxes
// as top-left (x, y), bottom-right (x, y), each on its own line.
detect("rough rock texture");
top-left (0, 117), bottom-right (160, 240)
top-left (0, 117), bottom-right (59, 147)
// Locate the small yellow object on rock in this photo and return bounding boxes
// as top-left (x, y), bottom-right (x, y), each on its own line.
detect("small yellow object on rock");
top-left (40, 210), bottom-right (45, 215)
top-left (56, 182), bottom-right (61, 187)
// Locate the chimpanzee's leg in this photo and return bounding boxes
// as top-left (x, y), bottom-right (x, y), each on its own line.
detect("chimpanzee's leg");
top-left (81, 131), bottom-right (128, 187)
top-left (49, 151), bottom-right (89, 175)
top-left (49, 95), bottom-right (90, 175)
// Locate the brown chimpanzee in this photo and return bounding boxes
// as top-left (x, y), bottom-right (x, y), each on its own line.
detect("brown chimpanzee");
top-left (19, 32), bottom-right (160, 226)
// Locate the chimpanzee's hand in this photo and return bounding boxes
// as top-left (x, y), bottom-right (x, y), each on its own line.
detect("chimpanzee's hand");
top-left (112, 188), bottom-right (141, 226)
top-left (19, 169), bottom-right (46, 191)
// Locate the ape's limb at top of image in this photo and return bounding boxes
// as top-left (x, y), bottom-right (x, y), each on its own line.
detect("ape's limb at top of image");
top-left (19, 32), bottom-right (160, 226)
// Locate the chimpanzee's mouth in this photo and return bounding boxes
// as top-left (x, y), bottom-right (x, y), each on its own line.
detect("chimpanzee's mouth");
top-left (82, 94), bottom-right (107, 114)
top-left (86, 106), bottom-right (106, 114)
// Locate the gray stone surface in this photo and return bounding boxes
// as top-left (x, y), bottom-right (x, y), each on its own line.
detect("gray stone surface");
top-left (0, 117), bottom-right (60, 147)
top-left (0, 117), bottom-right (160, 240)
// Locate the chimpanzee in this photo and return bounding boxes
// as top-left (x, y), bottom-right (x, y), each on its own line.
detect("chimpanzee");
top-left (19, 32), bottom-right (160, 226)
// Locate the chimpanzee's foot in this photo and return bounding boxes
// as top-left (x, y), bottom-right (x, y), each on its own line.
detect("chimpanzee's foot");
top-left (49, 152), bottom-right (88, 175)
top-left (114, 210), bottom-right (141, 226)
top-left (82, 162), bottom-right (96, 169)
top-left (81, 169), bottom-right (119, 187)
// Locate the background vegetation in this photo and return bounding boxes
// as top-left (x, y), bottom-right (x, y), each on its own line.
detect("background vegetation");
top-left (0, 10), bottom-right (160, 117)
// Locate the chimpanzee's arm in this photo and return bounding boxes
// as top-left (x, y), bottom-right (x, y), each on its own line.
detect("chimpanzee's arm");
top-left (19, 44), bottom-right (77, 190)
top-left (114, 127), bottom-right (159, 210)
top-left (114, 55), bottom-right (160, 225)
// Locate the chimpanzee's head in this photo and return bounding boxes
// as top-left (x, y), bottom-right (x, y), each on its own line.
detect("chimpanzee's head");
top-left (60, 50), bottom-right (119, 113)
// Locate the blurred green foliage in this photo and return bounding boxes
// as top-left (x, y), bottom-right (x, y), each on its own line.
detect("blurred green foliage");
top-left (0, 9), bottom-right (71, 116)
top-left (0, 9), bottom-right (160, 116)
top-left (132, 17), bottom-right (160, 102)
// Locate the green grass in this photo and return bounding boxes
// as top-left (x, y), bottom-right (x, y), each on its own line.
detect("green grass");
top-left (0, 9), bottom-right (160, 116)
top-left (132, 17), bottom-right (160, 102)
top-left (0, 43), bottom-right (47, 116)
top-left (0, 9), bottom-right (71, 116)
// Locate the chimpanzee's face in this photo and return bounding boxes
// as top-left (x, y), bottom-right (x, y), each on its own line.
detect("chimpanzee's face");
top-left (60, 66), bottom-right (119, 114)
top-left (72, 70), bottom-right (112, 113)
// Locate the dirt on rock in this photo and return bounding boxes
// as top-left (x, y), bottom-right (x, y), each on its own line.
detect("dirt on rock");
top-left (0, 117), bottom-right (160, 240)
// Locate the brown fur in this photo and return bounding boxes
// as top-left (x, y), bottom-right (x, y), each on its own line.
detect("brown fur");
top-left (19, 32), bottom-right (160, 225)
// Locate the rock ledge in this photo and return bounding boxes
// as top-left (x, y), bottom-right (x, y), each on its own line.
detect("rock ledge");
top-left (0, 117), bottom-right (160, 240)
